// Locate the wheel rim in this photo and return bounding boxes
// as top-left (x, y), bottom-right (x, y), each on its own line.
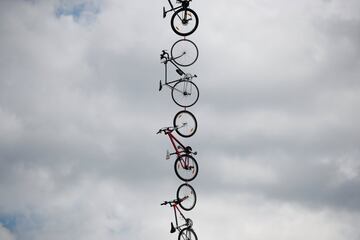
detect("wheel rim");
top-left (173, 9), bottom-right (197, 35)
top-left (178, 184), bottom-right (196, 210)
top-left (172, 81), bottom-right (198, 107)
top-left (174, 111), bottom-right (197, 137)
top-left (172, 39), bottom-right (199, 67)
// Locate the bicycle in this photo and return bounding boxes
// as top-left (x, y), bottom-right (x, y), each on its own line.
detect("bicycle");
top-left (159, 50), bottom-right (199, 108)
top-left (157, 126), bottom-right (199, 182)
top-left (163, 0), bottom-right (199, 36)
top-left (161, 198), bottom-right (198, 240)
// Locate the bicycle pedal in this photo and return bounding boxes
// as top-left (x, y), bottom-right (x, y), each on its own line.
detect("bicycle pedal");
top-left (159, 80), bottom-right (163, 91)
top-left (166, 150), bottom-right (170, 160)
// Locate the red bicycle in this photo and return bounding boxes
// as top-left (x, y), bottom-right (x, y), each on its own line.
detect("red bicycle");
top-left (157, 126), bottom-right (199, 182)
top-left (161, 198), bottom-right (198, 240)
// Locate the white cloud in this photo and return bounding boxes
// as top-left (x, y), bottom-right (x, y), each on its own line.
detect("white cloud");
top-left (0, 0), bottom-right (360, 239)
top-left (196, 194), bottom-right (360, 240)
top-left (0, 225), bottom-right (15, 240)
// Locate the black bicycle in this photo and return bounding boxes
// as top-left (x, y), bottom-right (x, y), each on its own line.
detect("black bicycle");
top-left (161, 198), bottom-right (198, 240)
top-left (159, 50), bottom-right (199, 108)
top-left (163, 0), bottom-right (199, 36)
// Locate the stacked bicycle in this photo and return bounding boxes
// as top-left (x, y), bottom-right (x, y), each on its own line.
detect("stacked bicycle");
top-left (158, 1), bottom-right (200, 240)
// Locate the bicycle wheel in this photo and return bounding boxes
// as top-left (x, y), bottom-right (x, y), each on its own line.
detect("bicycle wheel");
top-left (178, 228), bottom-right (198, 240)
top-left (171, 39), bottom-right (199, 67)
top-left (174, 154), bottom-right (198, 182)
top-left (173, 110), bottom-right (197, 138)
top-left (171, 8), bottom-right (199, 36)
top-left (177, 183), bottom-right (197, 211)
top-left (171, 80), bottom-right (199, 108)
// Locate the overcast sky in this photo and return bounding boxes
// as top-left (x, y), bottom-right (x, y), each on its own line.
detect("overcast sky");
top-left (1, 0), bottom-right (360, 239)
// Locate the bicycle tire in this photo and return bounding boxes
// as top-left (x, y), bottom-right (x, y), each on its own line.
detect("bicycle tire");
top-left (173, 110), bottom-right (197, 138)
top-left (178, 228), bottom-right (198, 240)
top-left (171, 39), bottom-right (199, 67)
top-left (177, 183), bottom-right (197, 211)
top-left (174, 154), bottom-right (198, 182)
top-left (171, 8), bottom-right (199, 37)
top-left (171, 80), bottom-right (199, 108)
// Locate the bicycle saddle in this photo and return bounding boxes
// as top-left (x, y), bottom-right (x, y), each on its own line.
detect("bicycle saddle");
top-left (170, 222), bottom-right (176, 233)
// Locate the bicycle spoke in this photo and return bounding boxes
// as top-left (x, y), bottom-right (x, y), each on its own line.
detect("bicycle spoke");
top-left (176, 11), bottom-right (183, 22)
top-left (172, 86), bottom-right (184, 94)
top-left (179, 228), bottom-right (197, 240)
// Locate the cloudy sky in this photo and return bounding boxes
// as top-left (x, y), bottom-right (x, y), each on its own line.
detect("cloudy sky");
top-left (1, 0), bottom-right (360, 239)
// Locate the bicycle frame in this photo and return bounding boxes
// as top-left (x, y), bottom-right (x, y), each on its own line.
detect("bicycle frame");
top-left (166, 129), bottom-right (190, 158)
top-left (172, 202), bottom-right (190, 231)
top-left (163, 0), bottom-right (191, 18)
top-left (160, 50), bottom-right (185, 87)
top-left (159, 50), bottom-right (197, 93)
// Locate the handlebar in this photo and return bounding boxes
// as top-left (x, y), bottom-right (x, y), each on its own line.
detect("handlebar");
top-left (160, 50), bottom-right (170, 60)
top-left (156, 126), bottom-right (175, 134)
top-left (157, 122), bottom-right (188, 134)
top-left (160, 199), bottom-right (179, 206)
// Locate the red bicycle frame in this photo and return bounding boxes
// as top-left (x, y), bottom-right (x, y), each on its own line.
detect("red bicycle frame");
top-left (166, 130), bottom-right (189, 158)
